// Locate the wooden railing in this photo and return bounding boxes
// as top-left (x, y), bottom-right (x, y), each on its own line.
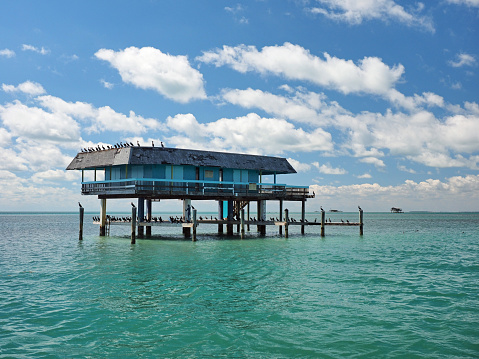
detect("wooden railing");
top-left (81, 178), bottom-right (313, 199)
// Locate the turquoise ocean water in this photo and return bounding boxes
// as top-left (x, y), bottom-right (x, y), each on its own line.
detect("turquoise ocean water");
top-left (1, 212), bottom-right (478, 358)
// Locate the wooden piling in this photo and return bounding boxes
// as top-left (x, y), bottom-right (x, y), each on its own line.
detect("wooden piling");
top-left (359, 209), bottom-right (364, 236)
top-left (218, 201), bottom-right (223, 234)
top-left (192, 209), bottom-right (197, 241)
top-left (240, 209), bottom-right (245, 239)
top-left (100, 198), bottom-right (107, 236)
top-left (247, 202), bottom-right (250, 232)
top-left (284, 209), bottom-right (289, 238)
top-left (301, 199), bottom-right (305, 235)
top-left (79, 206), bottom-right (84, 240)
top-left (279, 200), bottom-right (283, 235)
top-left (320, 209), bottom-right (325, 237)
top-left (131, 206), bottom-right (136, 244)
top-left (137, 198), bottom-right (144, 238)
top-left (146, 199), bottom-right (152, 238)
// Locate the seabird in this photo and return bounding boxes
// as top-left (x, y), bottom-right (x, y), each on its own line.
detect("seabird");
top-left (161, 142), bottom-right (164, 148)
top-left (131, 202), bottom-right (136, 208)
top-left (78, 202), bottom-right (82, 208)
top-left (152, 141), bottom-right (154, 147)
top-left (130, 142), bottom-right (134, 146)
top-left (102, 145), bottom-right (105, 150)
top-left (358, 205), bottom-right (362, 211)
top-left (320, 206), bottom-right (323, 212)
top-left (137, 141), bottom-right (141, 147)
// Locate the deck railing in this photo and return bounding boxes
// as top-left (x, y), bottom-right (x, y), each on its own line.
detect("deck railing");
top-left (81, 178), bottom-right (313, 199)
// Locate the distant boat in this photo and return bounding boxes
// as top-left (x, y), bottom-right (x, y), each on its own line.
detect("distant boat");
top-left (390, 207), bottom-right (404, 213)
top-left (329, 209), bottom-right (342, 212)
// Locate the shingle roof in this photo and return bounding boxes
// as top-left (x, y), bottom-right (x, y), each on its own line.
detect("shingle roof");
top-left (66, 147), bottom-right (296, 174)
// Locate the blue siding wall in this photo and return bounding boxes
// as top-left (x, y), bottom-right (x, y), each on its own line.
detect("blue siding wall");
top-left (101, 165), bottom-right (260, 183)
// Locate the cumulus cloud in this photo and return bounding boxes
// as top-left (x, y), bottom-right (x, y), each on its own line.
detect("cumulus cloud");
top-left (0, 49), bottom-right (15, 58)
top-left (165, 112), bottom-right (333, 154)
top-left (449, 53), bottom-right (477, 68)
top-left (198, 43), bottom-right (404, 96)
top-left (36, 95), bottom-right (163, 134)
top-left (22, 44), bottom-right (50, 55)
top-left (312, 162), bottom-right (347, 174)
top-left (308, 0), bottom-right (434, 32)
top-left (287, 158), bottom-right (312, 172)
top-left (446, 0), bottom-right (479, 7)
top-left (0, 100), bottom-right (80, 142)
top-left (2, 81), bottom-right (46, 96)
top-left (310, 174), bottom-right (479, 211)
top-left (95, 46), bottom-right (206, 103)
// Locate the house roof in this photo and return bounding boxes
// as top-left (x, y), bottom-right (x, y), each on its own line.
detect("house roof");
top-left (66, 147), bottom-right (297, 174)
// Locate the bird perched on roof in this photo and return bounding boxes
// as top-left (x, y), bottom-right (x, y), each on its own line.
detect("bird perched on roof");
top-left (152, 140), bottom-right (154, 147)
top-left (131, 202), bottom-right (136, 208)
top-left (161, 142), bottom-right (164, 148)
top-left (78, 202), bottom-right (82, 208)
top-left (137, 141), bottom-right (141, 147)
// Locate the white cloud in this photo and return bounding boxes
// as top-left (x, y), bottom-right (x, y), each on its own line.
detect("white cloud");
top-left (0, 49), bottom-right (15, 58)
top-left (22, 44), bottom-right (50, 55)
top-left (36, 95), bottom-right (163, 135)
top-left (221, 87), bottom-right (345, 126)
top-left (449, 53), bottom-right (477, 68)
top-left (165, 112), bottom-right (333, 154)
top-left (101, 79), bottom-right (114, 89)
top-left (359, 156), bottom-right (385, 168)
top-left (198, 43), bottom-right (404, 96)
top-left (357, 173), bottom-right (372, 178)
top-left (309, 174), bottom-right (479, 211)
top-left (0, 148), bottom-right (29, 171)
top-left (31, 169), bottom-right (78, 184)
top-left (308, 0), bottom-right (434, 32)
top-left (447, 0), bottom-right (479, 7)
top-left (2, 81), bottom-right (46, 96)
top-left (287, 158), bottom-right (312, 172)
top-left (312, 162), bottom-right (347, 174)
top-left (95, 46), bottom-right (206, 103)
top-left (0, 100), bottom-right (80, 142)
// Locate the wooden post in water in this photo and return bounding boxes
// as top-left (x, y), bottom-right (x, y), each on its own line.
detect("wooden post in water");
top-left (99, 198), bottom-right (107, 236)
top-left (131, 206), bottom-right (136, 244)
top-left (284, 209), bottom-right (289, 238)
top-left (217, 200), bottom-right (223, 234)
top-left (301, 199), bottom-right (306, 235)
top-left (320, 209), bottom-right (325, 237)
top-left (247, 202), bottom-right (250, 232)
top-left (79, 206), bottom-right (84, 240)
top-left (137, 198), bottom-right (144, 238)
top-left (192, 208), bottom-right (197, 242)
top-left (279, 200), bottom-right (283, 236)
top-left (240, 209), bottom-right (245, 239)
top-left (359, 208), bottom-right (363, 236)
top-left (146, 199), bottom-right (152, 238)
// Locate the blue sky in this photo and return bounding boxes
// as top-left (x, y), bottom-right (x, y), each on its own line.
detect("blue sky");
top-left (0, 0), bottom-right (478, 212)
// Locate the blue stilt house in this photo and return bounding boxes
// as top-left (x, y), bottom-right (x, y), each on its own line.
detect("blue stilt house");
top-left (67, 146), bottom-right (313, 236)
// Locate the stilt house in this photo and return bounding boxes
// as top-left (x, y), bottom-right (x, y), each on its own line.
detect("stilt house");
top-left (67, 146), bottom-right (313, 236)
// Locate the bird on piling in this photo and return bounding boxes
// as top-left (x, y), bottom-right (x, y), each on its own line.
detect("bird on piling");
top-left (358, 205), bottom-right (362, 211)
top-left (131, 202), bottom-right (136, 208)
top-left (78, 202), bottom-right (82, 208)
top-left (320, 206), bottom-right (323, 212)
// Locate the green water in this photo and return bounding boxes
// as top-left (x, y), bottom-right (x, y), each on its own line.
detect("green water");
top-left (1, 212), bottom-right (478, 358)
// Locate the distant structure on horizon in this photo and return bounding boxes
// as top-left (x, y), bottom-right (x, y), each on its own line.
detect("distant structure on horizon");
top-left (390, 207), bottom-right (404, 213)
